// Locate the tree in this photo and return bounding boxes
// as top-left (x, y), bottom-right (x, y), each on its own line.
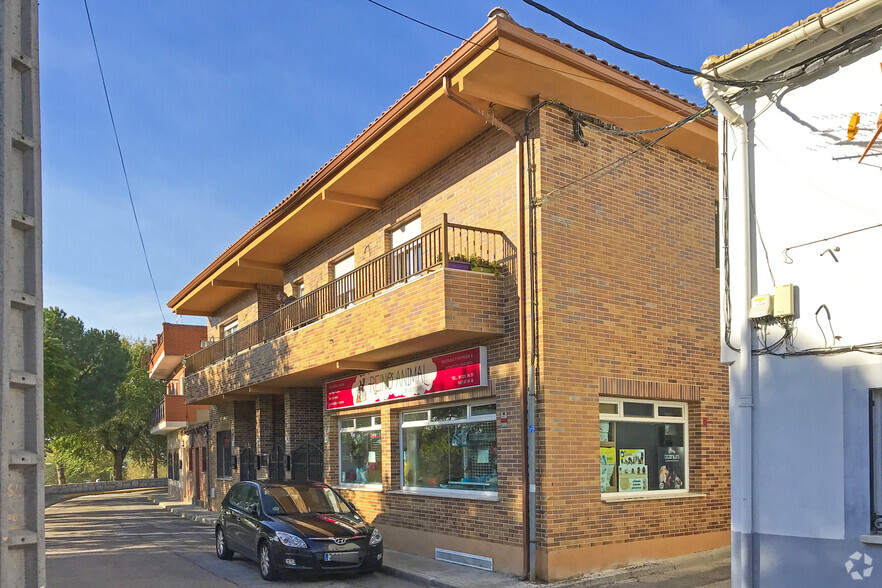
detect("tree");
top-left (131, 432), bottom-right (167, 479)
top-left (43, 307), bottom-right (129, 483)
top-left (95, 338), bottom-right (164, 480)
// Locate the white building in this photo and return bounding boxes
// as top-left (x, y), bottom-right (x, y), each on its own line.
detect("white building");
top-left (697, 1), bottom-right (882, 585)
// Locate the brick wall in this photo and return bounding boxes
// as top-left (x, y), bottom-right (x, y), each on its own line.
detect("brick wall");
top-left (193, 104), bottom-right (726, 579)
top-left (533, 107), bottom-right (728, 557)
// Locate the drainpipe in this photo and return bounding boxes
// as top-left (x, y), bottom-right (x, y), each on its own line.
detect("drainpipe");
top-left (695, 77), bottom-right (753, 587)
top-left (442, 77), bottom-right (532, 579)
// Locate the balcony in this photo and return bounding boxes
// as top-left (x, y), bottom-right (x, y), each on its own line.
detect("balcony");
top-left (183, 219), bottom-right (515, 403)
top-left (148, 323), bottom-right (208, 380)
top-left (150, 395), bottom-right (209, 434)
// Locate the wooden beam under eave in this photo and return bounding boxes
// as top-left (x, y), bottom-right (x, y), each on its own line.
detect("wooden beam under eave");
top-left (211, 279), bottom-right (257, 290)
top-left (336, 360), bottom-right (384, 371)
top-left (237, 259), bottom-right (285, 272)
top-left (457, 77), bottom-right (532, 111)
top-left (172, 308), bottom-right (214, 317)
top-left (322, 190), bottom-right (382, 210)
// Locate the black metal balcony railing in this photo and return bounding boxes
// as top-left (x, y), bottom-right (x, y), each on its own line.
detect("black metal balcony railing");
top-left (185, 216), bottom-right (515, 376)
top-left (150, 400), bottom-right (166, 429)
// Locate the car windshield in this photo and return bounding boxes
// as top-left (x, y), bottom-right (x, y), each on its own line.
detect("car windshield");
top-left (262, 485), bottom-right (352, 516)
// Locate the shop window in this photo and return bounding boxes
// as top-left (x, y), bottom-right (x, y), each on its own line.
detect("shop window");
top-left (600, 398), bottom-right (688, 495)
top-left (339, 415), bottom-right (382, 487)
top-left (217, 430), bottom-right (232, 479)
top-left (401, 403), bottom-right (497, 496)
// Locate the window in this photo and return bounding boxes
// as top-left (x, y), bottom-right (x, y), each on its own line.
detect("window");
top-left (221, 320), bottom-right (238, 338)
top-left (333, 253), bottom-right (355, 307)
top-left (871, 389), bottom-right (882, 533)
top-left (390, 215), bottom-right (422, 282)
top-left (339, 415), bottom-right (382, 487)
top-left (600, 398), bottom-right (688, 495)
top-left (217, 430), bottom-right (232, 479)
top-left (401, 403), bottom-right (497, 496)
top-left (293, 280), bottom-right (305, 299)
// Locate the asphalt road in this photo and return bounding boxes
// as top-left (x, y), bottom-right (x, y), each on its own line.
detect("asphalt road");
top-left (46, 490), bottom-right (416, 588)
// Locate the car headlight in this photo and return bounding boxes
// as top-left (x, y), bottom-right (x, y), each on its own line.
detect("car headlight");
top-left (369, 528), bottom-right (382, 546)
top-left (275, 531), bottom-right (307, 549)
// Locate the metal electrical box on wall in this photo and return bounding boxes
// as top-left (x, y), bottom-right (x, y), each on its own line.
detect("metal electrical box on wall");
top-left (773, 284), bottom-right (796, 318)
top-left (749, 294), bottom-right (773, 319)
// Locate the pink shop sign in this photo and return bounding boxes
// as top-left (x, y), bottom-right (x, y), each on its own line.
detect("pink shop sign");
top-left (325, 347), bottom-right (488, 410)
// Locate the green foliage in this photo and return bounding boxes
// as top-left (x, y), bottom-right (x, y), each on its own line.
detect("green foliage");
top-left (43, 335), bottom-right (78, 438)
top-left (43, 309), bottom-right (166, 482)
top-left (43, 307), bottom-right (129, 436)
top-left (95, 338), bottom-right (165, 480)
top-left (47, 431), bottom-right (113, 483)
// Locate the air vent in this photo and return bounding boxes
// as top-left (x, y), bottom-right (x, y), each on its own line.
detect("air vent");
top-left (434, 548), bottom-right (493, 571)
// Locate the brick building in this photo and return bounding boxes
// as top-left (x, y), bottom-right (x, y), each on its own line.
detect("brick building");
top-left (167, 9), bottom-right (728, 581)
top-left (147, 323), bottom-right (210, 505)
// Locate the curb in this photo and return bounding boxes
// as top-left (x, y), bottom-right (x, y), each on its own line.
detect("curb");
top-left (147, 494), bottom-right (216, 526)
top-left (552, 546), bottom-right (730, 588)
top-left (380, 564), bottom-right (459, 588)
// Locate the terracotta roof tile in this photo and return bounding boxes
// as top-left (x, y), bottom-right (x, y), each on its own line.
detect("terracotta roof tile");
top-left (703, 0), bottom-right (860, 69)
top-left (188, 16), bottom-right (701, 292)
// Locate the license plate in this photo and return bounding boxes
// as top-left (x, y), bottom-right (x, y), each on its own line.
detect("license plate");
top-left (324, 551), bottom-right (359, 563)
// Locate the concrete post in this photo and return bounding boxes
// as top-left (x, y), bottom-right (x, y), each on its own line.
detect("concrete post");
top-left (0, 0), bottom-right (44, 585)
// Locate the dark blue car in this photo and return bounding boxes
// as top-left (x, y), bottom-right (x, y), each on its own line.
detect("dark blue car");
top-left (215, 480), bottom-right (383, 581)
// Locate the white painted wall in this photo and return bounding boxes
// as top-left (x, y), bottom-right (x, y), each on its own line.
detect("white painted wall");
top-left (725, 34), bottom-right (882, 545)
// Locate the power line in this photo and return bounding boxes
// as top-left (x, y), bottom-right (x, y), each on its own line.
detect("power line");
top-left (364, 0), bottom-right (700, 116)
top-left (83, 0), bottom-right (167, 324)
top-left (532, 103), bottom-right (712, 205)
top-left (522, 0), bottom-right (882, 90)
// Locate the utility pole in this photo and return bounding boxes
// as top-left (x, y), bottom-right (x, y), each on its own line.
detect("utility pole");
top-left (0, 0), bottom-right (44, 585)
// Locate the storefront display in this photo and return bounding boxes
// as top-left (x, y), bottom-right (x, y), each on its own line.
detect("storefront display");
top-left (618, 449), bottom-right (648, 492)
top-left (599, 398), bottom-right (688, 495)
top-left (339, 415), bottom-right (382, 487)
top-left (401, 402), bottom-right (497, 495)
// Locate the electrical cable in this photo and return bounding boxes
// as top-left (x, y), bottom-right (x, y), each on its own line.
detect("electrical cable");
top-left (83, 0), bottom-right (167, 324)
top-left (532, 102), bottom-right (712, 205)
top-left (523, 0), bottom-right (882, 90)
top-left (364, 0), bottom-right (700, 117)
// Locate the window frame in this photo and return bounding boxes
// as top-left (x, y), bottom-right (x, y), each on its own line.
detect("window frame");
top-left (337, 415), bottom-right (383, 491)
top-left (399, 401), bottom-right (498, 501)
top-left (220, 319), bottom-right (238, 339)
top-left (599, 397), bottom-right (690, 498)
top-left (216, 430), bottom-right (232, 480)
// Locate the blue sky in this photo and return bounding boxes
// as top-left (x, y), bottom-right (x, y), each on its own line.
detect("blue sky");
top-left (40, 0), bottom-right (832, 339)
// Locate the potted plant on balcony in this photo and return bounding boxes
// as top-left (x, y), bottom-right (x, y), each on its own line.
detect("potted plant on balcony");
top-left (447, 253), bottom-right (471, 271)
top-left (466, 254), bottom-right (502, 277)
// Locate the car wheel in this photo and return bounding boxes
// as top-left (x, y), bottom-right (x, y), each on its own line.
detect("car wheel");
top-left (258, 540), bottom-right (278, 581)
top-left (216, 526), bottom-right (234, 560)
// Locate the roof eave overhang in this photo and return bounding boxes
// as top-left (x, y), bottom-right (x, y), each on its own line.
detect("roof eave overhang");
top-left (171, 16), bottom-right (715, 316)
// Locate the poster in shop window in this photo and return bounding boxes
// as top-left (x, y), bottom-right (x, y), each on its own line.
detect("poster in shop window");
top-left (657, 447), bottom-right (685, 490)
top-left (600, 447), bottom-right (616, 492)
top-left (618, 449), bottom-right (648, 492)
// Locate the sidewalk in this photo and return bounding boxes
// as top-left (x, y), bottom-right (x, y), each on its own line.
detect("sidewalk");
top-left (145, 493), bottom-right (728, 587)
